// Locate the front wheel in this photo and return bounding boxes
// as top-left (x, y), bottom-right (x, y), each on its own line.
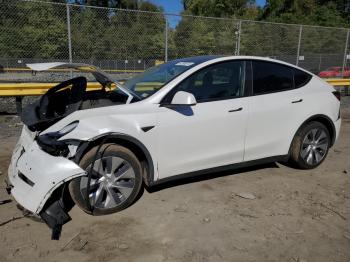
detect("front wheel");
top-left (69, 143), bottom-right (143, 215)
top-left (289, 121), bottom-right (330, 169)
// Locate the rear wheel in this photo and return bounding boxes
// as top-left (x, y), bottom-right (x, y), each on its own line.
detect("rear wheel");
top-left (289, 121), bottom-right (330, 169)
top-left (69, 143), bottom-right (143, 215)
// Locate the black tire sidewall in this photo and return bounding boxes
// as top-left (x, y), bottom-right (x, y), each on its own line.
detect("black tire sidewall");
top-left (69, 143), bottom-right (143, 216)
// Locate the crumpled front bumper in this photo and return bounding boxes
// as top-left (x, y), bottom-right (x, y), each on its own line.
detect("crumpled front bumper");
top-left (7, 126), bottom-right (85, 214)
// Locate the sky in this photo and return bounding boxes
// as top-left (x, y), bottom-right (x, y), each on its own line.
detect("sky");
top-left (149, 0), bottom-right (266, 28)
top-left (149, 0), bottom-right (267, 15)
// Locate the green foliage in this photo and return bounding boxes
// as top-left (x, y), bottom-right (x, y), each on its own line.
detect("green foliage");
top-left (261, 0), bottom-right (349, 27)
top-left (0, 2), bottom-right (67, 59)
top-left (183, 0), bottom-right (251, 18)
top-left (0, 0), bottom-right (348, 63)
top-left (177, 0), bottom-right (349, 59)
top-left (0, 0), bottom-right (165, 60)
top-left (171, 17), bottom-right (237, 58)
top-left (255, 0), bottom-right (349, 58)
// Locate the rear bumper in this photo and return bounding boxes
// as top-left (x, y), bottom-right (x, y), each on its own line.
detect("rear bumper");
top-left (8, 129), bottom-right (85, 214)
top-left (334, 117), bottom-right (341, 143)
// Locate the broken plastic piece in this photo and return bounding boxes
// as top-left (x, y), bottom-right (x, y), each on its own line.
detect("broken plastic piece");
top-left (40, 199), bottom-right (71, 240)
top-left (0, 199), bottom-right (12, 205)
top-left (4, 180), bottom-right (13, 195)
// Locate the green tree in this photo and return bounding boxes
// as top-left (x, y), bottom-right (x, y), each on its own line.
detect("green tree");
top-left (69, 0), bottom-right (165, 60)
top-left (261, 0), bottom-right (349, 27)
top-left (183, 0), bottom-right (255, 18)
top-left (0, 1), bottom-right (67, 59)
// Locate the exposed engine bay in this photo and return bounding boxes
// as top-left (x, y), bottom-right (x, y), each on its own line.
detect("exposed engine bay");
top-left (19, 62), bottom-right (138, 132)
top-left (21, 76), bottom-right (128, 132)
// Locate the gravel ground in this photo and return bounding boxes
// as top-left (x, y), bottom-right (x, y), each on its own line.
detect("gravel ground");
top-left (0, 97), bottom-right (349, 262)
top-left (0, 97), bottom-right (39, 114)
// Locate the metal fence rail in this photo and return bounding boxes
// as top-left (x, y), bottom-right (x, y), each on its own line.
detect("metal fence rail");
top-left (0, 0), bottom-right (349, 83)
top-left (0, 79), bottom-right (349, 97)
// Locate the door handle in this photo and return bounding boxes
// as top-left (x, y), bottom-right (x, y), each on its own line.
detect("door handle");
top-left (291, 99), bottom-right (303, 104)
top-left (228, 107), bottom-right (243, 113)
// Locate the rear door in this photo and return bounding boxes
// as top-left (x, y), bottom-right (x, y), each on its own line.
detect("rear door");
top-left (244, 60), bottom-right (310, 161)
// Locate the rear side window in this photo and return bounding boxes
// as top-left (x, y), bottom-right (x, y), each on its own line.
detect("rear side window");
top-left (252, 61), bottom-right (294, 94)
top-left (294, 68), bottom-right (312, 88)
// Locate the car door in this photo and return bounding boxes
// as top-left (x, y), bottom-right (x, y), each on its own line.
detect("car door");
top-left (156, 60), bottom-right (249, 179)
top-left (244, 60), bottom-right (309, 161)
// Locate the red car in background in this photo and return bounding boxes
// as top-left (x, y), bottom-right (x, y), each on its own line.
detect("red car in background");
top-left (318, 66), bottom-right (350, 78)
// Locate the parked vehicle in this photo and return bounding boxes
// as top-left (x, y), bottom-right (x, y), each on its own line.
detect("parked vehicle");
top-left (318, 66), bottom-right (350, 78)
top-left (7, 56), bottom-right (341, 239)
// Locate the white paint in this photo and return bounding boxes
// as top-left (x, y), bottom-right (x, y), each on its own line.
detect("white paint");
top-left (171, 91), bottom-right (196, 105)
top-left (175, 62), bottom-right (194, 66)
top-left (27, 62), bottom-right (67, 71)
top-left (9, 56), bottom-right (341, 214)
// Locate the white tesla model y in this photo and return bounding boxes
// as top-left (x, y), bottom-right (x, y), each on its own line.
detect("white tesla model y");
top-left (7, 56), bottom-right (341, 239)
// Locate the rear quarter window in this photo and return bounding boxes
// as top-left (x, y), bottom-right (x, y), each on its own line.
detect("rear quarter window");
top-left (252, 61), bottom-right (294, 95)
top-left (294, 68), bottom-right (312, 88)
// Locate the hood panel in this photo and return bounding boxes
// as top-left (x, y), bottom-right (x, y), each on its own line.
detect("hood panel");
top-left (27, 62), bottom-right (114, 86)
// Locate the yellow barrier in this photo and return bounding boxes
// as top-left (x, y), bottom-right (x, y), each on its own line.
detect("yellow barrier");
top-left (0, 82), bottom-right (104, 96)
top-left (0, 79), bottom-right (349, 97)
top-left (324, 78), bottom-right (350, 86)
top-left (3, 67), bottom-right (144, 73)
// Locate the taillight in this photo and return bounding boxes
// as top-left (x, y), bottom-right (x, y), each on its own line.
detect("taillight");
top-left (332, 91), bottom-right (341, 101)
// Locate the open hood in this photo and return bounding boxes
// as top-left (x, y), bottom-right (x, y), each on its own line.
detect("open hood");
top-left (27, 62), bottom-right (114, 87)
top-left (22, 63), bottom-right (133, 132)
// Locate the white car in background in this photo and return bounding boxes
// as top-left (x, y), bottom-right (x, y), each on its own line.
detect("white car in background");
top-left (6, 56), bottom-right (341, 239)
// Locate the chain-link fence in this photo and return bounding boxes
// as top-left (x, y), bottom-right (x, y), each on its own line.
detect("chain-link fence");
top-left (0, 0), bottom-right (349, 83)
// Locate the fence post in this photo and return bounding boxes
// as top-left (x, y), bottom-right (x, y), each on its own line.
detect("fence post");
top-left (236, 20), bottom-right (242, 56)
top-left (66, 4), bottom-right (73, 64)
top-left (164, 17), bottom-right (168, 63)
top-left (318, 54), bottom-right (322, 71)
top-left (342, 29), bottom-right (349, 75)
top-left (296, 25), bottom-right (303, 66)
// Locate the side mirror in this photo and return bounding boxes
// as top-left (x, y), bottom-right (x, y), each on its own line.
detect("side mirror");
top-left (170, 91), bottom-right (197, 106)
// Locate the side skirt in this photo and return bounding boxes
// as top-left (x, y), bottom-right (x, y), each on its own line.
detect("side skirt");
top-left (150, 155), bottom-right (289, 186)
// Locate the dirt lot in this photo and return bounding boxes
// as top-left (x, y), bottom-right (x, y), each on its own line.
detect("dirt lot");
top-left (0, 98), bottom-right (349, 262)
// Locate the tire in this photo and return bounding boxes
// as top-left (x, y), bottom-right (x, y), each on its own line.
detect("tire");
top-left (289, 121), bottom-right (330, 169)
top-left (69, 143), bottom-right (143, 215)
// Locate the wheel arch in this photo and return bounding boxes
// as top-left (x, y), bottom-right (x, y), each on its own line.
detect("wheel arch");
top-left (291, 114), bottom-right (336, 150)
top-left (73, 133), bottom-right (155, 186)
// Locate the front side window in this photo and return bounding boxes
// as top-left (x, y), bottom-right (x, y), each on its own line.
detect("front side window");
top-left (252, 61), bottom-right (294, 95)
top-left (169, 61), bottom-right (245, 103)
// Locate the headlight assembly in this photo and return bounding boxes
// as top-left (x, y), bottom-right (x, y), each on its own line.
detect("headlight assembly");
top-left (37, 121), bottom-right (79, 156)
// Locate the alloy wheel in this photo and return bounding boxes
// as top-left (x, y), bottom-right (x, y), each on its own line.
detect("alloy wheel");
top-left (300, 128), bottom-right (329, 165)
top-left (79, 156), bottom-right (136, 209)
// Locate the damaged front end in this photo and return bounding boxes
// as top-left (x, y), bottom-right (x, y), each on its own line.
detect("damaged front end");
top-left (7, 63), bottom-right (135, 239)
top-left (7, 131), bottom-right (86, 239)
top-left (21, 63), bottom-right (133, 132)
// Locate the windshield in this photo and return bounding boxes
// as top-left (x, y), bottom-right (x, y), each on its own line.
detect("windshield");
top-left (121, 56), bottom-right (218, 99)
